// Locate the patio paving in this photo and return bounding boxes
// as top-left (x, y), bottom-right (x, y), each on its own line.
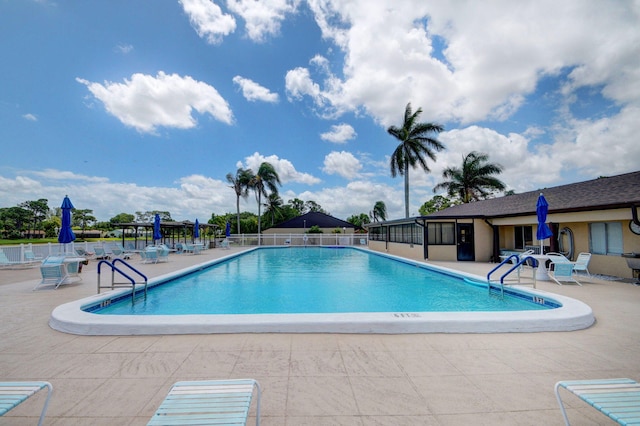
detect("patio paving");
top-left (0, 248), bottom-right (638, 425)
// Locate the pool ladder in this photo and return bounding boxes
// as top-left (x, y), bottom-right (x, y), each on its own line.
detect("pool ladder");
top-left (486, 255), bottom-right (538, 298)
top-left (97, 259), bottom-right (148, 303)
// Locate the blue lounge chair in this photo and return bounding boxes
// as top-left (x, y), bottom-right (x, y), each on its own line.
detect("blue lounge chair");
top-left (156, 245), bottom-right (171, 262)
top-left (148, 379), bottom-right (261, 426)
top-left (549, 261), bottom-right (581, 286)
top-left (0, 249), bottom-right (37, 269)
top-left (75, 247), bottom-right (95, 260)
top-left (24, 250), bottom-right (43, 263)
top-left (555, 378), bottom-right (640, 425)
top-left (0, 381), bottom-right (53, 426)
top-left (94, 247), bottom-right (110, 260)
top-left (140, 248), bottom-right (159, 264)
top-left (34, 256), bottom-right (83, 290)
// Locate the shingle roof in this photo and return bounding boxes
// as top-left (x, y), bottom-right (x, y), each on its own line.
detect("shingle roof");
top-left (425, 170), bottom-right (640, 219)
top-left (271, 212), bottom-right (357, 229)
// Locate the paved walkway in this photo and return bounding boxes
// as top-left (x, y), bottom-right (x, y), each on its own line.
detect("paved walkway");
top-left (0, 249), bottom-right (638, 425)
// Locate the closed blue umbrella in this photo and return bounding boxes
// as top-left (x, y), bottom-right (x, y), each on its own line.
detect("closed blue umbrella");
top-left (225, 222), bottom-right (231, 238)
top-left (58, 195), bottom-right (76, 248)
top-left (153, 214), bottom-right (162, 243)
top-left (536, 193), bottom-right (553, 254)
top-left (194, 219), bottom-right (200, 239)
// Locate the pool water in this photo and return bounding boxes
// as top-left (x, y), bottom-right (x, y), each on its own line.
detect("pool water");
top-left (96, 247), bottom-right (549, 315)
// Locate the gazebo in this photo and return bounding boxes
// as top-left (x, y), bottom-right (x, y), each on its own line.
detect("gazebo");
top-left (112, 221), bottom-right (218, 249)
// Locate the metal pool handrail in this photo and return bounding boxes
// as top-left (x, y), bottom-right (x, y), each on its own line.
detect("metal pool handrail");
top-left (97, 259), bottom-right (148, 303)
top-left (487, 255), bottom-right (539, 297)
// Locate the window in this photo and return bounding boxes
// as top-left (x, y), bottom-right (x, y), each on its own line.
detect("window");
top-left (427, 223), bottom-right (455, 245)
top-left (514, 226), bottom-right (533, 250)
top-left (388, 223), bottom-right (422, 245)
top-left (589, 222), bottom-right (623, 255)
top-left (369, 225), bottom-right (386, 242)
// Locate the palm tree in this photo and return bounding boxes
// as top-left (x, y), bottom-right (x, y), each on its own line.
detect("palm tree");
top-left (370, 201), bottom-right (387, 222)
top-left (263, 192), bottom-right (284, 226)
top-left (388, 102), bottom-right (445, 218)
top-left (433, 151), bottom-right (506, 203)
top-left (226, 168), bottom-right (253, 234)
top-left (249, 162), bottom-right (281, 244)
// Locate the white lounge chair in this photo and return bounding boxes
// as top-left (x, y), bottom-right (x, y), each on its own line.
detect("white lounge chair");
top-left (572, 252), bottom-right (592, 278)
top-left (549, 261), bottom-right (581, 286)
top-left (555, 378), bottom-right (640, 425)
top-left (148, 379), bottom-right (261, 426)
top-left (0, 381), bottom-right (53, 426)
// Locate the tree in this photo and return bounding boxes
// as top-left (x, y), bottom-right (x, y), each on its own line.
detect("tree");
top-left (387, 102), bottom-right (445, 218)
top-left (263, 193), bottom-right (284, 226)
top-left (304, 200), bottom-right (326, 214)
top-left (249, 162), bottom-right (281, 242)
top-left (433, 151), bottom-right (506, 203)
top-left (110, 213), bottom-right (135, 225)
top-left (226, 167), bottom-right (253, 234)
top-left (370, 201), bottom-right (387, 222)
top-left (73, 209), bottom-right (96, 233)
top-left (288, 198), bottom-right (306, 215)
top-left (136, 210), bottom-right (173, 222)
top-left (19, 199), bottom-right (49, 238)
top-left (419, 195), bottom-right (457, 215)
top-left (347, 213), bottom-right (370, 228)
top-left (0, 206), bottom-right (31, 239)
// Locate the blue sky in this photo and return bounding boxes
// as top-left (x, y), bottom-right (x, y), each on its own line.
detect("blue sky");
top-left (1, 0), bottom-right (639, 223)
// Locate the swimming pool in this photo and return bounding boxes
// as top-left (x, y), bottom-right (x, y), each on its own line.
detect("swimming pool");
top-left (97, 247), bottom-right (549, 315)
top-left (50, 247), bottom-right (595, 334)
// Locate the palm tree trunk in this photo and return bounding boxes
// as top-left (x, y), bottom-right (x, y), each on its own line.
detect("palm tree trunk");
top-left (236, 195), bottom-right (241, 234)
top-left (257, 192), bottom-right (262, 246)
top-left (404, 164), bottom-right (410, 218)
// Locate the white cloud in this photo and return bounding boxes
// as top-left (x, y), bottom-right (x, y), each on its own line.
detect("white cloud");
top-left (239, 152), bottom-right (321, 185)
top-left (179, 0), bottom-right (236, 45)
top-left (30, 169), bottom-right (109, 183)
top-left (22, 113), bottom-right (37, 121)
top-left (322, 151), bottom-right (361, 179)
top-left (0, 171), bottom-right (238, 222)
top-left (76, 72), bottom-right (234, 133)
top-left (297, 180), bottom-right (403, 219)
top-left (232, 76), bottom-right (279, 102)
top-left (285, 67), bottom-right (323, 102)
top-left (115, 44), bottom-right (133, 54)
top-left (298, 0), bottom-right (640, 127)
top-left (226, 0), bottom-right (300, 42)
top-left (320, 123), bottom-right (356, 143)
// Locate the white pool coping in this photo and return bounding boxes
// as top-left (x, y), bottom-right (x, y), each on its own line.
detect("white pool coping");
top-left (49, 248), bottom-right (595, 335)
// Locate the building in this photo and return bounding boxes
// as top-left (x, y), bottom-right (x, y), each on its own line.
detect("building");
top-left (366, 171), bottom-right (640, 279)
top-left (263, 211), bottom-right (361, 234)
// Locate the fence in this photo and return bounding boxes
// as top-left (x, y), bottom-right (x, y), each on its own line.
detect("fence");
top-left (226, 233), bottom-right (368, 247)
top-left (0, 234), bottom-right (369, 262)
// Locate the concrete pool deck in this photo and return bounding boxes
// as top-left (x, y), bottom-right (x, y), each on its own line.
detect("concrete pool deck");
top-left (0, 247), bottom-right (639, 425)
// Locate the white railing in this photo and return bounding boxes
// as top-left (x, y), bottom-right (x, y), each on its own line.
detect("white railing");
top-left (225, 233), bottom-right (368, 247)
top-left (0, 234), bottom-right (369, 262)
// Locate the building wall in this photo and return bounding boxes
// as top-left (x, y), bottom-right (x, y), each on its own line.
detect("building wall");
top-left (493, 208), bottom-right (640, 278)
top-left (367, 206), bottom-right (640, 279)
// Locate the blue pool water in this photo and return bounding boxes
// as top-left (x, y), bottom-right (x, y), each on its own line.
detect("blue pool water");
top-left (94, 247), bottom-right (551, 316)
